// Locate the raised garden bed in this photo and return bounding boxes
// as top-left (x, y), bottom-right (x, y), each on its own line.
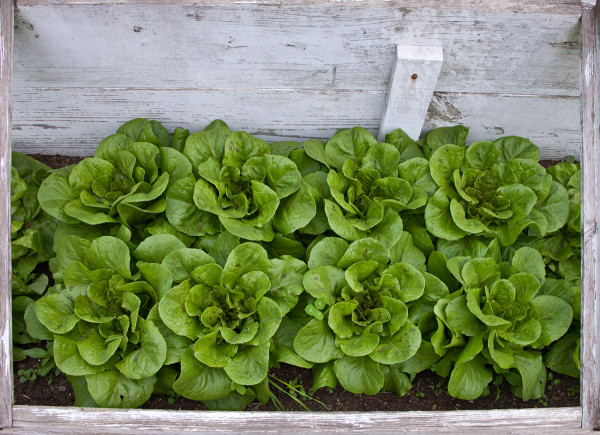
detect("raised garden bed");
top-left (2, 0), bottom-right (599, 432)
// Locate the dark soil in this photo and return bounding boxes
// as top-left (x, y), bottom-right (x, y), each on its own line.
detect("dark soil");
top-left (539, 159), bottom-right (579, 168)
top-left (14, 154), bottom-right (580, 411)
top-left (28, 153), bottom-right (86, 169)
top-left (14, 357), bottom-right (580, 411)
top-left (13, 353), bottom-right (74, 407)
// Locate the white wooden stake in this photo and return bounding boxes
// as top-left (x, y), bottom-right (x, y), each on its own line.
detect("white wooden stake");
top-left (378, 45), bottom-right (443, 142)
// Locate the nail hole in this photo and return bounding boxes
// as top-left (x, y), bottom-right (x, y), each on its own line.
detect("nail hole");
top-left (411, 74), bottom-right (418, 80)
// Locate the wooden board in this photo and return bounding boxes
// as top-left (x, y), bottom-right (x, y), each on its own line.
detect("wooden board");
top-left (580, 2), bottom-right (600, 431)
top-left (10, 1), bottom-right (582, 156)
top-left (6, 406), bottom-right (584, 433)
top-left (13, 0), bottom-right (584, 13)
top-left (0, 0), bottom-right (14, 430)
top-left (12, 3), bottom-right (581, 95)
top-left (11, 89), bottom-right (581, 158)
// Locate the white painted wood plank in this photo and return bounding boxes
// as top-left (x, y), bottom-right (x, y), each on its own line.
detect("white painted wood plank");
top-left (0, 0), bottom-right (14, 430)
top-left (11, 88), bottom-right (581, 159)
top-left (8, 406), bottom-right (584, 433)
top-left (378, 45), bottom-right (443, 141)
top-left (423, 92), bottom-right (581, 159)
top-left (13, 0), bottom-right (583, 14)
top-left (580, 3), bottom-right (600, 430)
top-left (12, 4), bottom-right (581, 96)
top-left (11, 87), bottom-right (384, 155)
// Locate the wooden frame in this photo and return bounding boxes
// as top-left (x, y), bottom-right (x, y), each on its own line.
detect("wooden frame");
top-left (1, 0), bottom-right (598, 432)
top-left (580, 0), bottom-right (600, 430)
top-left (0, 0), bottom-right (14, 429)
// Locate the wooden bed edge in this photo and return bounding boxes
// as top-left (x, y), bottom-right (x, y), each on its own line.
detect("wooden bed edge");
top-left (0, 0), bottom-right (14, 429)
top-left (580, 2), bottom-right (600, 431)
top-left (6, 405), bottom-right (584, 433)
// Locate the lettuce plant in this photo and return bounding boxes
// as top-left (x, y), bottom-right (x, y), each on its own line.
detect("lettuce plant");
top-left (11, 119), bottom-right (581, 409)
top-left (304, 127), bottom-right (433, 246)
top-left (115, 118), bottom-right (171, 147)
top-left (158, 242), bottom-right (302, 409)
top-left (11, 153), bottom-right (56, 359)
top-left (178, 121), bottom-right (316, 242)
top-left (425, 138), bottom-right (569, 246)
top-left (431, 247), bottom-right (572, 400)
top-left (34, 236), bottom-right (168, 408)
top-left (11, 153), bottom-right (56, 282)
top-left (38, 123), bottom-right (191, 227)
top-left (540, 162), bottom-right (581, 277)
top-left (293, 237), bottom-right (424, 396)
top-left (536, 163), bottom-right (581, 378)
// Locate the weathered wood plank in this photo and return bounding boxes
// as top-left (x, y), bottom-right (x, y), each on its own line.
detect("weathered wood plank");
top-left (8, 406), bottom-right (584, 433)
top-left (0, 0), bottom-right (13, 430)
top-left (580, 3), bottom-right (600, 431)
top-left (14, 0), bottom-right (583, 14)
top-left (12, 4), bottom-right (581, 96)
top-left (423, 92), bottom-right (582, 158)
top-left (10, 88), bottom-right (581, 158)
top-left (378, 45), bottom-right (443, 142)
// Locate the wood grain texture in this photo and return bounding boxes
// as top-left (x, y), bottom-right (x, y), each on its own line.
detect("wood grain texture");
top-left (0, 0), bottom-right (13, 430)
top-left (423, 92), bottom-right (582, 158)
top-left (378, 45), bottom-right (443, 141)
top-left (580, 3), bottom-right (600, 431)
top-left (10, 88), bottom-right (581, 158)
top-left (10, 1), bottom-right (582, 157)
top-left (12, 4), bottom-right (581, 96)
top-left (13, 0), bottom-right (583, 14)
top-left (8, 406), bottom-right (584, 433)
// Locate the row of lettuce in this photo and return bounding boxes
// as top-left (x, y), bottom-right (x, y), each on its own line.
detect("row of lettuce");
top-left (11, 118), bottom-right (581, 409)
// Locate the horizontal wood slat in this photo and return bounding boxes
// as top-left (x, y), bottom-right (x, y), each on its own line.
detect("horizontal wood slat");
top-left (11, 88), bottom-right (581, 158)
top-left (14, 0), bottom-right (583, 14)
top-left (12, 4), bottom-right (581, 96)
top-left (7, 406), bottom-right (584, 433)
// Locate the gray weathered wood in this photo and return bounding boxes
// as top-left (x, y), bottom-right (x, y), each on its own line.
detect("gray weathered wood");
top-left (423, 92), bottom-right (581, 158)
top-left (0, 0), bottom-right (13, 430)
top-left (10, 2), bottom-right (583, 156)
top-left (7, 406), bottom-right (585, 433)
top-left (12, 3), bottom-right (581, 96)
top-left (14, 0), bottom-right (583, 14)
top-left (11, 89), bottom-right (581, 159)
top-left (580, 2), bottom-right (600, 431)
top-left (378, 45), bottom-right (443, 141)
